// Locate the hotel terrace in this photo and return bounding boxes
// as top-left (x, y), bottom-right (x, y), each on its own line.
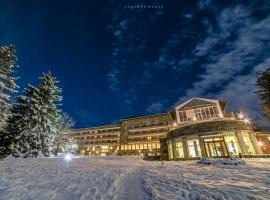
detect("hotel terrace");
top-left (71, 98), bottom-right (270, 160)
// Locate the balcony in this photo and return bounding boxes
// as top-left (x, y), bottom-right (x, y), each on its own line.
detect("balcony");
top-left (128, 132), bottom-right (168, 138)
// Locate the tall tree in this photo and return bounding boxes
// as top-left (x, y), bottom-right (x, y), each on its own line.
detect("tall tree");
top-left (256, 68), bottom-right (270, 122)
top-left (52, 113), bottom-right (75, 156)
top-left (0, 85), bottom-right (43, 158)
top-left (35, 72), bottom-right (62, 156)
top-left (0, 45), bottom-right (19, 130)
top-left (0, 72), bottom-right (62, 158)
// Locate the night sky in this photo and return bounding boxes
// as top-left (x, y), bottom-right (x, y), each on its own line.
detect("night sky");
top-left (1, 0), bottom-right (270, 128)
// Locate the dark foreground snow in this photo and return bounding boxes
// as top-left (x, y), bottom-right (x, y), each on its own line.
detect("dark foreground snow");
top-left (0, 156), bottom-right (269, 200)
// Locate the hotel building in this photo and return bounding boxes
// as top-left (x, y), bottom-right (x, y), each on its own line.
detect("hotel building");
top-left (71, 98), bottom-right (270, 159)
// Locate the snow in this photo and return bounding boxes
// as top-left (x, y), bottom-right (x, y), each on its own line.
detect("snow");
top-left (0, 157), bottom-right (269, 200)
top-left (197, 157), bottom-right (246, 165)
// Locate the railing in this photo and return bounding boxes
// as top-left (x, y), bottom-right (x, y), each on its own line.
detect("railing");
top-left (128, 132), bottom-right (167, 138)
top-left (174, 115), bottom-right (238, 130)
top-left (128, 124), bottom-right (170, 131)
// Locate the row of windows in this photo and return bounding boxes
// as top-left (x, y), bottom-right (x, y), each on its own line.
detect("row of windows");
top-left (128, 135), bottom-right (166, 142)
top-left (78, 135), bottom-right (119, 140)
top-left (178, 106), bottom-right (219, 122)
top-left (168, 135), bottom-right (252, 160)
top-left (81, 140), bottom-right (119, 145)
top-left (128, 128), bottom-right (169, 136)
top-left (76, 128), bottom-right (120, 135)
top-left (121, 143), bottom-right (160, 150)
top-left (128, 121), bottom-right (170, 129)
top-left (194, 106), bottom-right (218, 120)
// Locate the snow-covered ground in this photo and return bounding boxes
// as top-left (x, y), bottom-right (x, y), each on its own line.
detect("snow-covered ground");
top-left (0, 157), bottom-right (269, 200)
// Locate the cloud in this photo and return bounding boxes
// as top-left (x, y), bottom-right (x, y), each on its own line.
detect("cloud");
top-left (176, 3), bottom-right (270, 128)
top-left (146, 102), bottom-right (165, 114)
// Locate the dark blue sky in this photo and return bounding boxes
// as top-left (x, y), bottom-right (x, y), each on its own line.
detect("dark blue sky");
top-left (1, 0), bottom-right (270, 128)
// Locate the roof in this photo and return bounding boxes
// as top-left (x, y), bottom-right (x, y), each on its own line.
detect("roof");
top-left (176, 97), bottom-right (227, 111)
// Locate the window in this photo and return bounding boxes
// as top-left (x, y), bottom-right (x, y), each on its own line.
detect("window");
top-left (187, 139), bottom-right (201, 157)
top-left (224, 135), bottom-right (241, 155)
top-left (168, 142), bottom-right (173, 159)
top-left (242, 133), bottom-right (256, 154)
top-left (179, 111), bottom-right (187, 122)
top-left (175, 141), bottom-right (184, 158)
top-left (194, 109), bottom-right (202, 120)
top-left (194, 106), bottom-right (219, 121)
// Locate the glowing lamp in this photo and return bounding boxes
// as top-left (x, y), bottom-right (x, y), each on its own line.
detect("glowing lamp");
top-left (244, 118), bottom-right (250, 123)
top-left (173, 122), bottom-right (177, 126)
top-left (193, 117), bottom-right (196, 121)
top-left (258, 141), bottom-right (263, 146)
top-left (239, 113), bottom-right (244, 119)
top-left (64, 154), bottom-right (72, 161)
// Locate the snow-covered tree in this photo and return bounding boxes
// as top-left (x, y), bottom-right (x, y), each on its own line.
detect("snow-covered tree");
top-left (52, 113), bottom-right (75, 156)
top-left (0, 85), bottom-right (43, 158)
top-left (0, 45), bottom-right (19, 130)
top-left (35, 72), bottom-right (62, 157)
top-left (0, 72), bottom-right (62, 158)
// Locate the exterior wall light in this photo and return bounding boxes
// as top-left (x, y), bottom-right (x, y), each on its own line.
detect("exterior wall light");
top-left (193, 117), bottom-right (196, 121)
top-left (258, 141), bottom-right (263, 146)
top-left (244, 118), bottom-right (250, 123)
top-left (239, 113), bottom-right (244, 119)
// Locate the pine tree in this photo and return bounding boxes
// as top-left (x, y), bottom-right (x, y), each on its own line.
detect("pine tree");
top-left (0, 45), bottom-right (19, 130)
top-left (256, 68), bottom-right (270, 122)
top-left (0, 72), bottom-right (62, 159)
top-left (0, 85), bottom-right (42, 158)
top-left (35, 72), bottom-right (62, 157)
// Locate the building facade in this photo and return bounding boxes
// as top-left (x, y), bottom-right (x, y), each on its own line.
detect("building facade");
top-left (71, 98), bottom-right (270, 159)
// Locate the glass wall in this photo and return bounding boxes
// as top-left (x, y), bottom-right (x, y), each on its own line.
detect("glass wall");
top-left (187, 139), bottom-right (201, 157)
top-left (224, 135), bottom-right (241, 155)
top-left (242, 133), bottom-right (256, 154)
top-left (175, 140), bottom-right (184, 159)
top-left (168, 142), bottom-right (174, 159)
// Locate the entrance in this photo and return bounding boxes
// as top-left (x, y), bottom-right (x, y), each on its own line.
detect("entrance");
top-left (204, 137), bottom-right (228, 158)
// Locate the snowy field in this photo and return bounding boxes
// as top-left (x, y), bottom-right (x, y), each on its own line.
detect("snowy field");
top-left (0, 157), bottom-right (269, 200)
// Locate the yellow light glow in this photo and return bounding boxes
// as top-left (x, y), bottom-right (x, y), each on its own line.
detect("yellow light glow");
top-left (239, 113), bottom-right (244, 119)
top-left (173, 122), bottom-right (177, 126)
top-left (258, 141), bottom-right (263, 146)
top-left (244, 118), bottom-right (250, 123)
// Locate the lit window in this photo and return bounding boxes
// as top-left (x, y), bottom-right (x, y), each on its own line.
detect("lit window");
top-left (187, 139), bottom-right (201, 157)
top-left (224, 135), bottom-right (241, 155)
top-left (242, 133), bottom-right (256, 154)
top-left (175, 141), bottom-right (184, 158)
top-left (168, 142), bottom-right (173, 159)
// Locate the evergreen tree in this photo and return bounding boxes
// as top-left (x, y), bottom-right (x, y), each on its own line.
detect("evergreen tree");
top-left (0, 85), bottom-right (42, 158)
top-left (0, 72), bottom-right (62, 158)
top-left (0, 45), bottom-right (19, 130)
top-left (35, 72), bottom-right (62, 156)
top-left (256, 68), bottom-right (270, 122)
